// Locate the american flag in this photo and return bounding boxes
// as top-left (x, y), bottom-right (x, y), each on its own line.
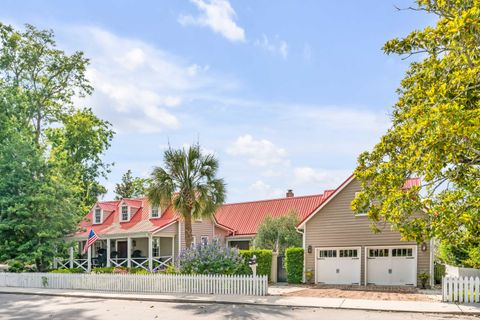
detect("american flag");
top-left (82, 229), bottom-right (99, 254)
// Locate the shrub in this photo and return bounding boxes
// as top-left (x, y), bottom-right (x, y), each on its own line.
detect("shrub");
top-left (50, 268), bottom-right (84, 273)
top-left (7, 260), bottom-right (26, 273)
top-left (285, 247), bottom-right (304, 284)
top-left (92, 267), bottom-right (115, 274)
top-left (178, 243), bottom-right (248, 275)
top-left (240, 249), bottom-right (272, 277)
top-left (130, 267), bottom-right (150, 275)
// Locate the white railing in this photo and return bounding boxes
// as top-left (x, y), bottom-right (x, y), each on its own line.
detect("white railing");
top-left (0, 273), bottom-right (268, 296)
top-left (152, 256), bottom-right (172, 271)
top-left (443, 276), bottom-right (480, 303)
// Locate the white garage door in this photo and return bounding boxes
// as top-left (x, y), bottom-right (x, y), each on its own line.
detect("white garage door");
top-left (366, 246), bottom-right (417, 286)
top-left (316, 247), bottom-right (361, 285)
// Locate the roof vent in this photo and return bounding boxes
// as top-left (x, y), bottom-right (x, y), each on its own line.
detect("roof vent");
top-left (286, 189), bottom-right (294, 198)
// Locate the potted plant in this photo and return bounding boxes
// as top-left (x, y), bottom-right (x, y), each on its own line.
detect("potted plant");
top-left (305, 269), bottom-right (313, 284)
top-left (418, 272), bottom-right (430, 289)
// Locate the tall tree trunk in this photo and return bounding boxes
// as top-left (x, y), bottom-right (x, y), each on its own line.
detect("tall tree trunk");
top-left (184, 213), bottom-right (193, 249)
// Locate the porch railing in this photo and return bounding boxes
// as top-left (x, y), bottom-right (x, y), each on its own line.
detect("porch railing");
top-left (54, 256), bottom-right (174, 272)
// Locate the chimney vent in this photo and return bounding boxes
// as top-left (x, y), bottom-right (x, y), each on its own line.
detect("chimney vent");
top-left (286, 189), bottom-right (294, 198)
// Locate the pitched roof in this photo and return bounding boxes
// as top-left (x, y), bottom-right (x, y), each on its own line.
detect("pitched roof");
top-left (215, 193), bottom-right (329, 236)
top-left (74, 198), bottom-right (179, 238)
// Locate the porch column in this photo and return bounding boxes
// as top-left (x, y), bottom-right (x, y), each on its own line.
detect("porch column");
top-left (127, 237), bottom-right (132, 268)
top-left (171, 237), bottom-right (175, 263)
top-left (148, 235), bottom-right (153, 271)
top-left (69, 246), bottom-right (74, 268)
top-left (87, 246), bottom-right (92, 272)
top-left (106, 239), bottom-right (111, 267)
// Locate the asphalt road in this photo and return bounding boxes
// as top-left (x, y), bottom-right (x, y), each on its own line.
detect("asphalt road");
top-left (0, 293), bottom-right (477, 320)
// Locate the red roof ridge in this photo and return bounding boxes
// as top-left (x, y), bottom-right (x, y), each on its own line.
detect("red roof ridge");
top-left (222, 193), bottom-right (325, 207)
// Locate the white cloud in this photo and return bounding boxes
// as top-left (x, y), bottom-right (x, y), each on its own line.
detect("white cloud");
top-left (226, 134), bottom-right (288, 167)
top-left (179, 0), bottom-right (245, 42)
top-left (65, 26), bottom-right (229, 133)
top-left (254, 34), bottom-right (288, 59)
top-left (249, 180), bottom-right (283, 199)
top-left (294, 167), bottom-right (350, 187)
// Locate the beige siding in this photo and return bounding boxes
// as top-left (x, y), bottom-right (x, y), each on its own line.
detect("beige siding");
top-left (180, 218), bottom-right (216, 249)
top-left (214, 226), bottom-right (230, 245)
top-left (304, 178), bottom-right (431, 285)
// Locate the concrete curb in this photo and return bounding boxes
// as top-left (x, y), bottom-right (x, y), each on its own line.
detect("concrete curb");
top-left (0, 288), bottom-right (478, 315)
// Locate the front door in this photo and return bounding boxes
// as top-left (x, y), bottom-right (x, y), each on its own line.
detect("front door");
top-left (117, 241), bottom-right (127, 258)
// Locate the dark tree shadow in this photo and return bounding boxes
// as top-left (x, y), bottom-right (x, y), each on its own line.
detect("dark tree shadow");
top-left (0, 293), bottom-right (99, 320)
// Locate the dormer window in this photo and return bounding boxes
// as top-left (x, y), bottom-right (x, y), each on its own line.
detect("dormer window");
top-left (151, 206), bottom-right (160, 218)
top-left (121, 204), bottom-right (129, 221)
top-left (94, 208), bottom-right (102, 224)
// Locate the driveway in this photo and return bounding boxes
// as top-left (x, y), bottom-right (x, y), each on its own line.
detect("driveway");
top-left (270, 285), bottom-right (442, 302)
top-left (0, 293), bottom-right (476, 320)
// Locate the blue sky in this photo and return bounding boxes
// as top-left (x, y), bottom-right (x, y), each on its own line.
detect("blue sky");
top-left (2, 0), bottom-right (432, 202)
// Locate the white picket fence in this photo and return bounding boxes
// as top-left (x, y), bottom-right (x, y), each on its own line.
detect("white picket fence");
top-left (0, 272), bottom-right (268, 296)
top-left (443, 276), bottom-right (480, 303)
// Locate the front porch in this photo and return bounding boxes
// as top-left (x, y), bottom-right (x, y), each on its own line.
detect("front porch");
top-left (55, 235), bottom-right (175, 272)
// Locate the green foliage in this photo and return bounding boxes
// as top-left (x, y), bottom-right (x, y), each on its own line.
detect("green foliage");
top-left (434, 263), bottom-right (445, 284)
top-left (147, 144), bottom-right (226, 248)
top-left (465, 247), bottom-right (480, 269)
top-left (178, 243), bottom-right (248, 275)
top-left (352, 1), bottom-right (480, 248)
top-left (92, 267), bottom-right (115, 274)
top-left (437, 241), bottom-right (470, 267)
top-left (285, 247), bottom-right (304, 284)
top-left (114, 170), bottom-right (146, 199)
top-left (50, 268), bottom-right (84, 274)
top-left (0, 23), bottom-right (114, 271)
top-left (253, 211), bottom-right (302, 253)
top-left (418, 272), bottom-right (430, 289)
top-left (240, 249), bottom-right (272, 278)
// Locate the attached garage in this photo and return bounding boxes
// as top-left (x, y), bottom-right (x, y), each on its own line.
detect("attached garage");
top-left (366, 246), bottom-right (417, 286)
top-left (315, 247), bottom-right (361, 285)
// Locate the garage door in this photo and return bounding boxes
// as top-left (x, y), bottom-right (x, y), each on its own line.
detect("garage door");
top-left (316, 247), bottom-right (361, 285)
top-left (366, 246), bottom-right (417, 286)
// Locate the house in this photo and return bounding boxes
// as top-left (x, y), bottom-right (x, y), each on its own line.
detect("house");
top-left (65, 190), bottom-right (330, 272)
top-left (297, 175), bottom-right (434, 287)
top-left (66, 198), bottom-right (233, 272)
top-left (64, 175), bottom-right (433, 287)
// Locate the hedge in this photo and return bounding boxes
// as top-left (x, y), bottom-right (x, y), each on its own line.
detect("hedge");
top-left (285, 247), bottom-right (303, 283)
top-left (50, 268), bottom-right (84, 274)
top-left (240, 249), bottom-right (272, 278)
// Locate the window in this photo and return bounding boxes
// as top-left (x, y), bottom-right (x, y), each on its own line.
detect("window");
top-left (339, 249), bottom-right (358, 258)
top-left (318, 250), bottom-right (337, 258)
top-left (201, 236), bottom-right (209, 246)
top-left (151, 206), bottom-right (160, 218)
top-left (152, 238), bottom-right (160, 257)
top-left (392, 248), bottom-right (413, 257)
top-left (369, 248), bottom-right (389, 258)
top-left (94, 208), bottom-right (102, 224)
top-left (121, 205), bottom-right (129, 221)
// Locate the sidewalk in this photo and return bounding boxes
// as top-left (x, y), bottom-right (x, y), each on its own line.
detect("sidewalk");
top-left (0, 286), bottom-right (479, 315)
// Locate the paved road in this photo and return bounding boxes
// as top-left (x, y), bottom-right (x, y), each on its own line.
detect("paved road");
top-left (0, 293), bottom-right (477, 320)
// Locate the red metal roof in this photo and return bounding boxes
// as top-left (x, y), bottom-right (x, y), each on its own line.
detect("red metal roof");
top-left (75, 176), bottom-right (421, 239)
top-left (215, 194), bottom-right (329, 236)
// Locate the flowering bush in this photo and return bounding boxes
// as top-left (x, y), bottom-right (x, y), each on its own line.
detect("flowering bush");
top-left (178, 243), bottom-right (249, 275)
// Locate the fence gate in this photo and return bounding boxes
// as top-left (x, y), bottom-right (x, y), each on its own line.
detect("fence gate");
top-left (277, 255), bottom-right (287, 282)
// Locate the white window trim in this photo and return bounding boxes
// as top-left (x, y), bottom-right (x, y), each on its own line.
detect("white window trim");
top-left (191, 236), bottom-right (196, 248)
top-left (120, 204), bottom-right (130, 222)
top-left (151, 206), bottom-right (161, 219)
top-left (93, 207), bottom-right (102, 224)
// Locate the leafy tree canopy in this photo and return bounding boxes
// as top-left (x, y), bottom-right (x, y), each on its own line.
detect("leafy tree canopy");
top-left (0, 23), bottom-right (114, 270)
top-left (352, 0), bottom-right (480, 253)
top-left (114, 169), bottom-right (146, 199)
top-left (253, 211), bottom-right (302, 253)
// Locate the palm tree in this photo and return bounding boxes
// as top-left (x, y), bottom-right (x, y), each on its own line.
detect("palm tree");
top-left (147, 144), bottom-right (226, 248)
